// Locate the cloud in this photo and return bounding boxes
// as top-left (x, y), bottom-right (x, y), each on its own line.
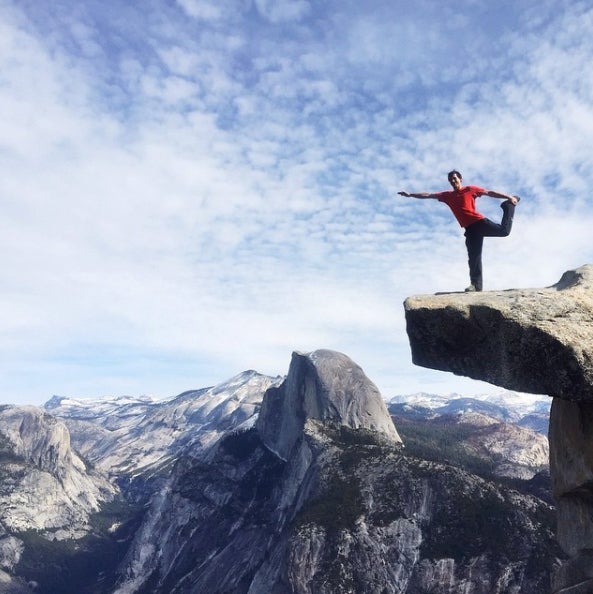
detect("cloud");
top-left (0, 0), bottom-right (592, 403)
top-left (254, 0), bottom-right (311, 23)
top-left (176, 0), bottom-right (225, 21)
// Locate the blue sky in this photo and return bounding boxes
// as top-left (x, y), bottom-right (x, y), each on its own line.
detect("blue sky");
top-left (2, 0), bottom-right (593, 404)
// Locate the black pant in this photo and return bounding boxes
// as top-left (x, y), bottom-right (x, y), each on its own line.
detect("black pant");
top-left (464, 202), bottom-right (515, 291)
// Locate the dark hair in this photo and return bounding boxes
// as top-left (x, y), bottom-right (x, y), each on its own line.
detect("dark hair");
top-left (447, 170), bottom-right (462, 181)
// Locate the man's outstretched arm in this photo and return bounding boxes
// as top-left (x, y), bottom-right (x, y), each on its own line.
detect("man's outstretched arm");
top-left (484, 189), bottom-right (519, 204)
top-left (397, 191), bottom-right (440, 199)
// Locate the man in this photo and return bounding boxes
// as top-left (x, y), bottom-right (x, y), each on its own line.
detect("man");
top-left (398, 170), bottom-right (520, 292)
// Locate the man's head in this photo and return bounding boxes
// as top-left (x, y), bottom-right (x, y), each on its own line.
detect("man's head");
top-left (448, 170), bottom-right (462, 190)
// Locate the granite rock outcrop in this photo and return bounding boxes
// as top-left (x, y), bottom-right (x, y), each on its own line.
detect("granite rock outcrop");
top-left (404, 264), bottom-right (593, 594)
top-left (0, 406), bottom-right (116, 536)
top-left (257, 349), bottom-right (402, 459)
top-left (0, 405), bottom-right (118, 593)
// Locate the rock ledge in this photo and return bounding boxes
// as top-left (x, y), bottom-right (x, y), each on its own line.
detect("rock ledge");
top-left (404, 264), bottom-right (593, 401)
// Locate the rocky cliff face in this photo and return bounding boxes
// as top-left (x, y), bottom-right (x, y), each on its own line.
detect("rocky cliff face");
top-left (0, 372), bottom-right (282, 593)
top-left (404, 264), bottom-right (593, 594)
top-left (111, 349), bottom-right (559, 594)
top-left (0, 406), bottom-right (116, 536)
top-left (0, 405), bottom-right (118, 593)
top-left (257, 350), bottom-right (401, 460)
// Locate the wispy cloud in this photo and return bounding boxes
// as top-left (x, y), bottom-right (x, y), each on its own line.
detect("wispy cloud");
top-left (1, 0), bottom-right (592, 403)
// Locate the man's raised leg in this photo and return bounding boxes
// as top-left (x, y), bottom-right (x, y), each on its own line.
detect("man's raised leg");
top-left (499, 201), bottom-right (515, 236)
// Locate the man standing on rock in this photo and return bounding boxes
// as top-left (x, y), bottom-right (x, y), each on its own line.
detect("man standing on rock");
top-left (398, 170), bottom-right (520, 292)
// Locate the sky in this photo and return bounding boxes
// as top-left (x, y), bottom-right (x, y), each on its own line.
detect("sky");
top-left (1, 0), bottom-right (593, 405)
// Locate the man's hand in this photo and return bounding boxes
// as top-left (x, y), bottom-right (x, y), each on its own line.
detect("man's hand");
top-left (398, 191), bottom-right (410, 197)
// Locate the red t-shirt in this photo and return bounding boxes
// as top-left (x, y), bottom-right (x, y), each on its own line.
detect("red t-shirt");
top-left (436, 185), bottom-right (487, 228)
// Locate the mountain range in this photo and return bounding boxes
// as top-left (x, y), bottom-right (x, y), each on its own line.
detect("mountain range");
top-left (0, 351), bottom-right (561, 593)
top-left (389, 391), bottom-right (550, 432)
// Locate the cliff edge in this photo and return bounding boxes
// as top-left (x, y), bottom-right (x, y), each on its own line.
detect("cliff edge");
top-left (404, 264), bottom-right (593, 594)
top-left (404, 264), bottom-right (593, 401)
